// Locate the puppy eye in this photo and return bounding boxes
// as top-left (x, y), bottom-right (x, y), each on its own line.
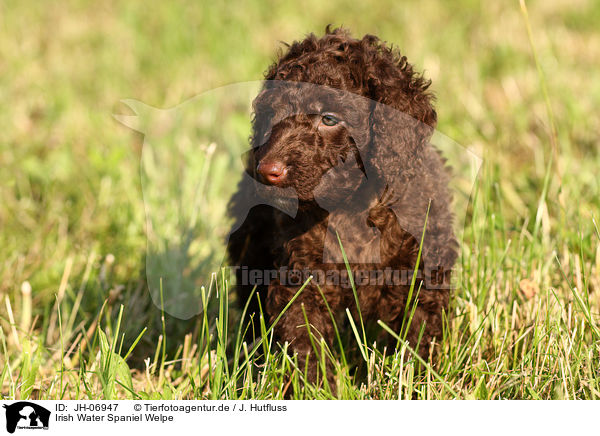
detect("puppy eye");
top-left (321, 114), bottom-right (340, 126)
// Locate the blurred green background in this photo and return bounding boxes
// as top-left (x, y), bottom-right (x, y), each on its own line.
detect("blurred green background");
top-left (1, 0), bottom-right (599, 365)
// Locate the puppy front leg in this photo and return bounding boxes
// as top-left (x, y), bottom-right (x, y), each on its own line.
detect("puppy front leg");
top-left (266, 284), bottom-right (336, 391)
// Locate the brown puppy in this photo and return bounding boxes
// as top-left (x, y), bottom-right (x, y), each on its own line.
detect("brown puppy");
top-left (227, 27), bottom-right (456, 386)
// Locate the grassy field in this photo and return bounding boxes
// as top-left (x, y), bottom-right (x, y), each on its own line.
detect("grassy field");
top-left (1, 0), bottom-right (600, 399)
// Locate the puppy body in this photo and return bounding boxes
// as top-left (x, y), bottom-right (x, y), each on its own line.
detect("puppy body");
top-left (227, 27), bottom-right (457, 384)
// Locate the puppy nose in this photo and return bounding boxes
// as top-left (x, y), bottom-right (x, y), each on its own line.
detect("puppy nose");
top-left (257, 160), bottom-right (287, 185)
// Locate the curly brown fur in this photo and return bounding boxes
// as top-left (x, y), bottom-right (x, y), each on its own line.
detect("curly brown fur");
top-left (227, 27), bottom-right (457, 388)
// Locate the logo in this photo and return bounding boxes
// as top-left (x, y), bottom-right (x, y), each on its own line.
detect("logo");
top-left (2, 402), bottom-right (50, 433)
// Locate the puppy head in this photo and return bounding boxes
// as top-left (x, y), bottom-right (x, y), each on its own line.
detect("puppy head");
top-left (248, 27), bottom-right (436, 205)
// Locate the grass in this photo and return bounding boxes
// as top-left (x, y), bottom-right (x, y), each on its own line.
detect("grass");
top-left (1, 0), bottom-right (600, 399)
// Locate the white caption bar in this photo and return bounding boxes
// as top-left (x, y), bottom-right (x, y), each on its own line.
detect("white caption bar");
top-left (0, 400), bottom-right (594, 435)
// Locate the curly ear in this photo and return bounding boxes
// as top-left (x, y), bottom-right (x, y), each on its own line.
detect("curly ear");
top-left (368, 90), bottom-right (457, 286)
top-left (358, 38), bottom-right (457, 283)
top-left (368, 98), bottom-right (436, 189)
top-left (361, 35), bottom-right (437, 188)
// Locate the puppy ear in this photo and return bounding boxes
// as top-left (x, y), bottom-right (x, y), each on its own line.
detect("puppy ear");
top-left (361, 40), bottom-right (437, 188)
top-left (362, 51), bottom-right (457, 284)
top-left (368, 95), bottom-right (436, 188)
